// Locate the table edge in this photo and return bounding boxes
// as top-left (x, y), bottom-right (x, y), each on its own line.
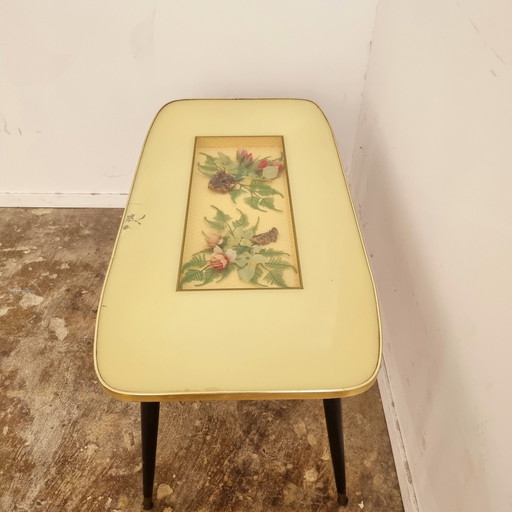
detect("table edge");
top-left (95, 372), bottom-right (380, 402)
top-left (93, 98), bottom-right (383, 402)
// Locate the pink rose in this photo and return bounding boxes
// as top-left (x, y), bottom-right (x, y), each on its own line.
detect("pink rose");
top-left (236, 149), bottom-right (253, 165)
top-left (273, 161), bottom-right (284, 174)
top-left (258, 159), bottom-right (269, 168)
top-left (209, 246), bottom-right (237, 270)
top-left (205, 232), bottom-right (223, 248)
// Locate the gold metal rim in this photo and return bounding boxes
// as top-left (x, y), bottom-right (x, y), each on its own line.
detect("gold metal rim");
top-left (93, 98), bottom-right (382, 401)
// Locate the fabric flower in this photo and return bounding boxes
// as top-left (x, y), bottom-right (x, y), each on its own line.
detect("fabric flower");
top-left (258, 159), bottom-right (284, 172)
top-left (205, 232), bottom-right (223, 249)
top-left (209, 246), bottom-right (237, 270)
top-left (236, 149), bottom-right (253, 166)
top-left (273, 161), bottom-right (284, 174)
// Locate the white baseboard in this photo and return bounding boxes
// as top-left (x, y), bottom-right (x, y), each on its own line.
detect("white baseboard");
top-left (378, 357), bottom-right (420, 512)
top-left (0, 192), bottom-right (128, 208)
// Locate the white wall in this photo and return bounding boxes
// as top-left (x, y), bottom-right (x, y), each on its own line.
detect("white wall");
top-left (0, 0), bottom-right (378, 207)
top-left (5, 1), bottom-right (511, 508)
top-left (351, 0), bottom-right (512, 511)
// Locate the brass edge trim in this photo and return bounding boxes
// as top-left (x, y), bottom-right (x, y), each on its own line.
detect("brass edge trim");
top-left (93, 102), bottom-right (171, 388)
top-left (308, 100), bottom-right (383, 389)
top-left (98, 374), bottom-right (378, 403)
top-left (94, 98), bottom-right (381, 395)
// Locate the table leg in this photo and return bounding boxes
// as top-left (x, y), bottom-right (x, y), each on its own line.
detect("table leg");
top-left (323, 398), bottom-right (349, 506)
top-left (141, 402), bottom-right (160, 510)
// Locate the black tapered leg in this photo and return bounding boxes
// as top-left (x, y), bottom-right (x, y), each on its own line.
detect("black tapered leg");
top-left (323, 398), bottom-right (348, 506)
top-left (141, 402), bottom-right (160, 510)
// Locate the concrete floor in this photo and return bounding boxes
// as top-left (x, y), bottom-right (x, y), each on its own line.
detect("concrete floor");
top-left (0, 208), bottom-right (404, 512)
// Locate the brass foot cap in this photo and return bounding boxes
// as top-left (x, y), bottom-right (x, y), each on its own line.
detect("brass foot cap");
top-left (142, 497), bottom-right (153, 510)
top-left (337, 493), bottom-right (349, 507)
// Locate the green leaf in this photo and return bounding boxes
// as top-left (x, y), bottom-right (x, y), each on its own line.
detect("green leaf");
top-left (260, 197), bottom-right (281, 211)
top-left (197, 153), bottom-right (219, 177)
top-left (214, 152), bottom-right (238, 175)
top-left (264, 268), bottom-right (287, 287)
top-left (200, 166), bottom-right (217, 173)
top-left (232, 209), bottom-right (249, 229)
top-left (197, 163), bottom-right (218, 177)
top-left (239, 264), bottom-right (256, 282)
top-left (181, 253), bottom-right (207, 272)
top-left (249, 181), bottom-right (283, 197)
top-left (204, 217), bottom-right (225, 231)
top-left (228, 188), bottom-right (244, 203)
top-left (242, 222), bottom-right (259, 240)
top-left (217, 263), bottom-right (236, 282)
top-left (250, 217), bottom-right (260, 233)
top-left (244, 196), bottom-right (265, 211)
top-left (181, 269), bottom-right (204, 284)
top-left (250, 253), bottom-right (268, 265)
top-left (222, 234), bottom-right (234, 249)
top-left (235, 166), bottom-right (249, 181)
top-left (195, 267), bottom-right (217, 287)
top-left (234, 253), bottom-right (250, 268)
top-left (200, 152), bottom-right (217, 165)
top-left (230, 225), bottom-right (241, 237)
top-left (243, 160), bottom-right (261, 176)
top-left (266, 257), bottom-right (297, 272)
top-left (216, 152), bottom-right (232, 166)
top-left (250, 264), bottom-right (266, 286)
top-left (239, 238), bottom-right (253, 247)
top-left (212, 206), bottom-right (231, 223)
top-left (259, 248), bottom-right (289, 257)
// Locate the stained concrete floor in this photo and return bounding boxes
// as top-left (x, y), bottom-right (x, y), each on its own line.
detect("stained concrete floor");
top-left (0, 208), bottom-right (404, 512)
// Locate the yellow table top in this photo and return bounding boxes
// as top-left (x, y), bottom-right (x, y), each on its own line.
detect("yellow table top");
top-left (94, 99), bottom-right (381, 401)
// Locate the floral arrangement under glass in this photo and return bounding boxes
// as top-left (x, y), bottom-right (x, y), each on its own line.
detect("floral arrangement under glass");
top-left (197, 149), bottom-right (285, 212)
top-left (179, 206), bottom-right (297, 288)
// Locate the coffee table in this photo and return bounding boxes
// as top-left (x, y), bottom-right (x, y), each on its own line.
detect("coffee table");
top-left (94, 99), bottom-right (381, 509)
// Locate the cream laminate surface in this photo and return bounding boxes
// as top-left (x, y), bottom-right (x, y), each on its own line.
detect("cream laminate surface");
top-left (94, 99), bottom-right (381, 401)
